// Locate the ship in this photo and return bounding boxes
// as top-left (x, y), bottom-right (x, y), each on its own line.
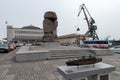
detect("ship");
top-left (66, 55), bottom-right (102, 66)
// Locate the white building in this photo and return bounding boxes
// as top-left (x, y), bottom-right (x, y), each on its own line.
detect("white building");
top-left (7, 25), bottom-right (44, 44)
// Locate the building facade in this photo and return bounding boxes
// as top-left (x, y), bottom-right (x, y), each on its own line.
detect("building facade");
top-left (57, 33), bottom-right (89, 45)
top-left (7, 25), bottom-right (44, 44)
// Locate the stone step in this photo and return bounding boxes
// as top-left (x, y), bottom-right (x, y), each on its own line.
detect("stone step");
top-left (49, 50), bottom-right (91, 59)
top-left (50, 56), bottom-right (79, 59)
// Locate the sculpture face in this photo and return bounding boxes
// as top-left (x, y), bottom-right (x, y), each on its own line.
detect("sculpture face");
top-left (43, 11), bottom-right (58, 42)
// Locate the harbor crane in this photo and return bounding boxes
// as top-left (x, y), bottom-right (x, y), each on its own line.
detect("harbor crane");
top-left (78, 4), bottom-right (99, 40)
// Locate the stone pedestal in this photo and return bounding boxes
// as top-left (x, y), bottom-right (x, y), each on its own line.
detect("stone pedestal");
top-left (16, 46), bottom-right (114, 62)
top-left (57, 62), bottom-right (115, 80)
top-left (42, 42), bottom-right (60, 47)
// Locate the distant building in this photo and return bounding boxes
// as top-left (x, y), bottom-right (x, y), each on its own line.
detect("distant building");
top-left (57, 33), bottom-right (89, 45)
top-left (7, 25), bottom-right (44, 44)
top-left (0, 40), bottom-right (4, 44)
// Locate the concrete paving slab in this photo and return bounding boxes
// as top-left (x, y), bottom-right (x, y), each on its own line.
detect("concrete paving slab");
top-left (0, 48), bottom-right (120, 80)
top-left (4, 75), bottom-right (15, 80)
top-left (0, 69), bottom-right (8, 79)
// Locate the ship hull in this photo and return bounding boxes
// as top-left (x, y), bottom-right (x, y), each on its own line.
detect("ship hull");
top-left (66, 57), bottom-right (102, 66)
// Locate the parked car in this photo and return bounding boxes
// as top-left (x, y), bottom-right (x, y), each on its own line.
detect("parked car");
top-left (0, 44), bottom-right (9, 53)
top-left (9, 45), bottom-right (15, 51)
top-left (25, 43), bottom-right (32, 46)
top-left (10, 44), bottom-right (16, 49)
top-left (15, 43), bottom-right (24, 47)
top-left (110, 45), bottom-right (120, 53)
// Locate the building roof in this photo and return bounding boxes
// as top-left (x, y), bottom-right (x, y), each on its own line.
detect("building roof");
top-left (22, 25), bottom-right (42, 30)
top-left (58, 33), bottom-right (88, 39)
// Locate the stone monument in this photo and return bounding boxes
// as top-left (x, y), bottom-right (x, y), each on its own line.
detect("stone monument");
top-left (15, 11), bottom-right (114, 62)
top-left (42, 11), bottom-right (58, 42)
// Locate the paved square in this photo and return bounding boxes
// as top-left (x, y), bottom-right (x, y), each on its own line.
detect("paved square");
top-left (0, 48), bottom-right (120, 80)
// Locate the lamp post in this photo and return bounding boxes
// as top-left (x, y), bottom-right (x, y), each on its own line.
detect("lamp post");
top-left (74, 26), bottom-right (80, 47)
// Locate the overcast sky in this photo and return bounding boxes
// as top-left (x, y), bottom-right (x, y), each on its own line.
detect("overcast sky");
top-left (0, 0), bottom-right (120, 40)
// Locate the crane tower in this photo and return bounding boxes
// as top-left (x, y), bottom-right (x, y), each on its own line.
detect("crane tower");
top-left (78, 4), bottom-right (99, 40)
